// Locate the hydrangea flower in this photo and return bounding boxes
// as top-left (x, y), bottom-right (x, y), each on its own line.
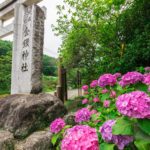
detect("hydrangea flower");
top-left (113, 73), bottom-right (121, 79)
top-left (110, 90), bottom-right (116, 98)
top-left (82, 98), bottom-right (88, 104)
top-left (145, 67), bottom-right (150, 72)
top-left (148, 87), bottom-right (150, 92)
top-left (61, 125), bottom-right (99, 150)
top-left (90, 109), bottom-right (98, 115)
top-left (98, 74), bottom-right (117, 87)
top-left (103, 100), bottom-right (110, 108)
top-left (100, 120), bottom-right (133, 150)
top-left (93, 97), bottom-right (100, 103)
top-left (119, 71), bottom-right (143, 87)
top-left (143, 74), bottom-right (150, 85)
top-left (116, 91), bottom-right (150, 118)
top-left (50, 118), bottom-right (65, 133)
top-left (82, 85), bottom-right (89, 91)
top-left (90, 80), bottom-right (98, 88)
top-left (75, 108), bottom-right (91, 123)
top-left (102, 89), bottom-right (108, 94)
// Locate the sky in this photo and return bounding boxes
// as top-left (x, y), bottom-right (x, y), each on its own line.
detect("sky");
top-left (0, 0), bottom-right (64, 58)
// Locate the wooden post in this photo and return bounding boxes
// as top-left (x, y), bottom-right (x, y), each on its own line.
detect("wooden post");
top-left (77, 70), bottom-right (82, 96)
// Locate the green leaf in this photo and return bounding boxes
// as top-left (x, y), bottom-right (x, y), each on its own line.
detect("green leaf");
top-left (134, 125), bottom-right (150, 142)
top-left (134, 140), bottom-right (150, 150)
top-left (100, 143), bottom-right (115, 150)
top-left (51, 134), bottom-right (60, 145)
top-left (134, 83), bottom-right (148, 92)
top-left (137, 119), bottom-right (150, 135)
top-left (101, 93), bottom-right (110, 101)
top-left (112, 117), bottom-right (133, 135)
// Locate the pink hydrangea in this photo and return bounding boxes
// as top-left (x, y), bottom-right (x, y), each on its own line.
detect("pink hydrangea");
top-left (82, 98), bottom-right (88, 104)
top-left (93, 97), bottom-right (100, 103)
top-left (98, 74), bottom-right (117, 87)
top-left (148, 87), bottom-right (150, 92)
top-left (103, 100), bottom-right (110, 108)
top-left (113, 73), bottom-right (121, 79)
top-left (110, 90), bottom-right (116, 98)
top-left (90, 80), bottom-right (98, 88)
top-left (119, 71), bottom-right (143, 87)
top-left (143, 74), bottom-right (150, 85)
top-left (116, 91), bottom-right (150, 118)
top-left (75, 108), bottom-right (91, 123)
top-left (50, 118), bottom-right (65, 133)
top-left (100, 120), bottom-right (133, 150)
top-left (145, 67), bottom-right (150, 72)
top-left (82, 85), bottom-right (89, 91)
top-left (61, 125), bottom-right (99, 150)
top-left (102, 89), bottom-right (108, 94)
top-left (90, 109), bottom-right (98, 115)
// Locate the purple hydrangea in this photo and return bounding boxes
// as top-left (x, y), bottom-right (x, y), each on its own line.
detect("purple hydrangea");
top-left (119, 71), bottom-right (143, 87)
top-left (143, 73), bottom-right (150, 85)
top-left (61, 125), bottom-right (99, 150)
top-left (90, 80), bottom-right (98, 88)
top-left (50, 118), bottom-right (65, 133)
top-left (100, 120), bottom-right (133, 150)
top-left (98, 74), bottom-right (117, 87)
top-left (116, 91), bottom-right (150, 119)
top-left (75, 108), bottom-right (91, 123)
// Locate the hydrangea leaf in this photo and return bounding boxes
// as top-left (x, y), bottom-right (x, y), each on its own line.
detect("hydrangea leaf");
top-left (101, 93), bottom-right (110, 101)
top-left (134, 140), bottom-right (150, 150)
top-left (51, 133), bottom-right (60, 145)
top-left (134, 83), bottom-right (148, 92)
top-left (137, 119), bottom-right (150, 135)
top-left (112, 117), bottom-right (133, 135)
top-left (100, 143), bottom-right (115, 150)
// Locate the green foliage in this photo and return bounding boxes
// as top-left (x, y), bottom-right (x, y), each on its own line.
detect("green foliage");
top-left (137, 119), bottom-right (150, 135)
top-left (43, 55), bottom-right (57, 76)
top-left (112, 117), bottom-right (134, 135)
top-left (100, 143), bottom-right (115, 150)
top-left (134, 140), bottom-right (150, 150)
top-left (53, 0), bottom-right (150, 83)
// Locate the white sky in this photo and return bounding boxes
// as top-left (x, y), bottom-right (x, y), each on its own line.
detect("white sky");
top-left (0, 0), bottom-right (64, 58)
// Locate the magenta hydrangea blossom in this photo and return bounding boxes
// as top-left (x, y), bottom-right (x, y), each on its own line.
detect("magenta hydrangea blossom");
top-left (61, 125), bottom-right (99, 150)
top-left (143, 74), bottom-right (150, 85)
top-left (103, 100), bottom-right (110, 108)
top-left (75, 108), bottom-right (91, 123)
top-left (145, 67), bottom-right (150, 72)
top-left (82, 85), bottom-right (89, 91)
top-left (93, 97), bottom-right (100, 103)
top-left (102, 89), bottom-right (108, 94)
top-left (113, 73), bottom-right (121, 78)
top-left (116, 91), bottom-right (150, 118)
top-left (50, 118), bottom-right (65, 133)
top-left (100, 120), bottom-right (133, 150)
top-left (82, 98), bottom-right (88, 104)
top-left (119, 71), bottom-right (143, 87)
top-left (98, 74), bottom-right (117, 87)
top-left (110, 90), bottom-right (116, 98)
top-left (90, 80), bottom-right (98, 88)
top-left (90, 109), bottom-right (98, 115)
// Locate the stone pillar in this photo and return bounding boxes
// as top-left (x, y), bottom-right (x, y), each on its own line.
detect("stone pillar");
top-left (11, 3), bottom-right (45, 94)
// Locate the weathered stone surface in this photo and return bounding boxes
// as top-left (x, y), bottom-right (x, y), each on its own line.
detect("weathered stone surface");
top-left (15, 130), bottom-right (55, 150)
top-left (0, 94), bottom-right (67, 139)
top-left (0, 130), bottom-right (14, 150)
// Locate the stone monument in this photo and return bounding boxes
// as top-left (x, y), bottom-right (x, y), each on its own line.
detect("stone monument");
top-left (0, 0), bottom-right (46, 94)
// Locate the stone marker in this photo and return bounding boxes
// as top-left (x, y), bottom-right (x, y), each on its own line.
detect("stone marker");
top-left (11, 3), bottom-right (45, 94)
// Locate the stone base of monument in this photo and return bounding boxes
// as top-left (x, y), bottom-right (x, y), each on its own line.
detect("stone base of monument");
top-left (0, 93), bottom-right (67, 150)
